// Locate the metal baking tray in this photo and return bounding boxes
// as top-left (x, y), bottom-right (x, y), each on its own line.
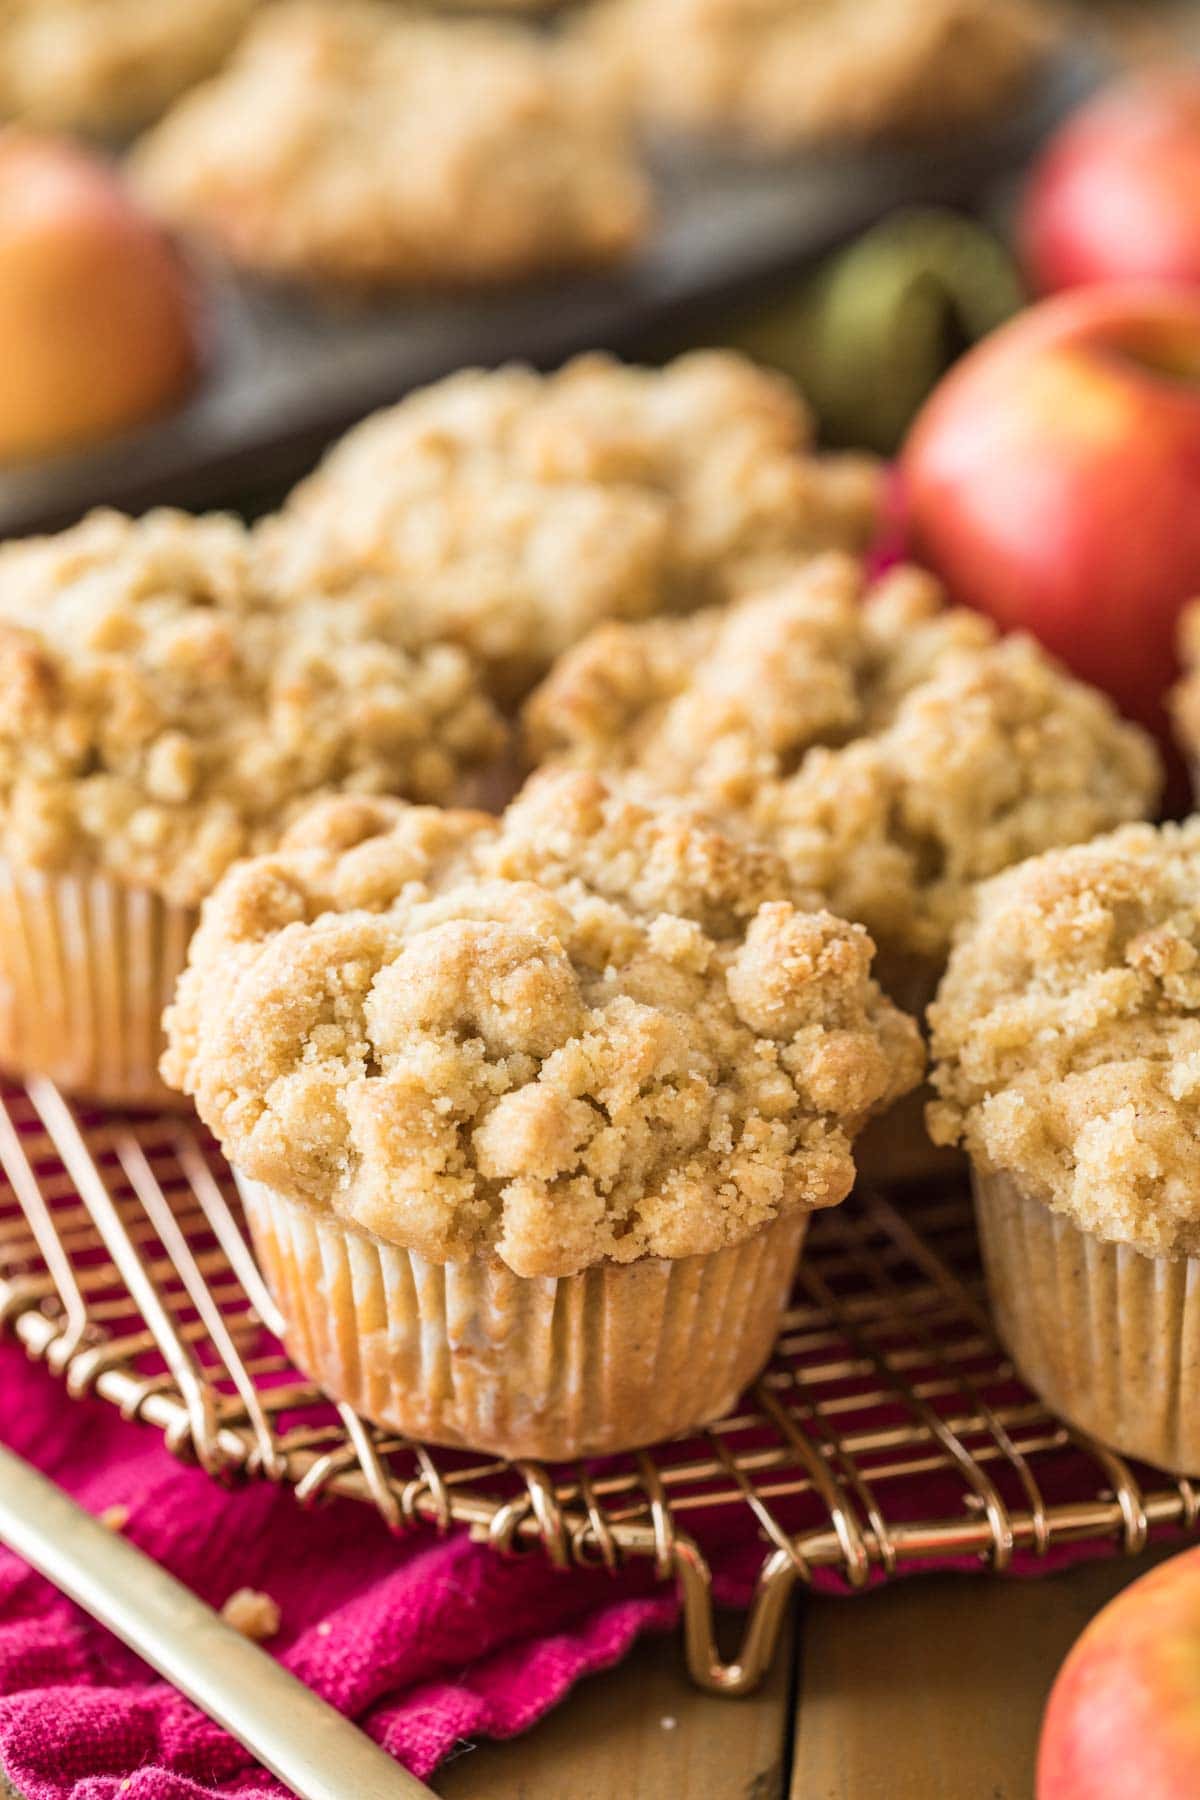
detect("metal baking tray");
top-left (0, 43), bottom-right (1102, 539)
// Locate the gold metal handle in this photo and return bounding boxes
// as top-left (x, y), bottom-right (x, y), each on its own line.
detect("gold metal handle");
top-left (0, 1444), bottom-right (433, 1800)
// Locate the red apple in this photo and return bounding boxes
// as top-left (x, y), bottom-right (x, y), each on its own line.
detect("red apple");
top-left (1038, 1546), bottom-right (1200, 1799)
top-left (901, 283), bottom-right (1200, 751)
top-left (0, 130), bottom-right (200, 462)
top-left (1022, 74), bottom-right (1200, 296)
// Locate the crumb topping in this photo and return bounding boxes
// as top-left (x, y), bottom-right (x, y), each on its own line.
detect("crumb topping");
top-left (526, 556), bottom-right (1161, 992)
top-left (130, 0), bottom-right (651, 288)
top-left (163, 770), bottom-right (923, 1276)
top-left (0, 509), bottom-right (506, 906)
top-left (220, 1587), bottom-right (281, 1641)
top-left (0, 0), bottom-right (256, 133)
top-left (582, 0), bottom-right (1053, 152)
top-left (257, 350), bottom-right (881, 698)
top-left (929, 821), bottom-right (1200, 1259)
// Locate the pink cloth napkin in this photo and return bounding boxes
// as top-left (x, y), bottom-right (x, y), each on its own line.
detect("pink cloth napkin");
top-left (0, 1339), bottom-right (729, 1798)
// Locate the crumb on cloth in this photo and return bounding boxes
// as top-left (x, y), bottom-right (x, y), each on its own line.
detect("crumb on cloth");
top-left (220, 1586), bottom-right (281, 1642)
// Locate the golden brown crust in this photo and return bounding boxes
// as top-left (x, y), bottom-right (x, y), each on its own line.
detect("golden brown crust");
top-left (0, 508), bottom-right (506, 906)
top-left (929, 820), bottom-right (1200, 1259)
top-left (163, 769), bottom-right (923, 1276)
top-left (525, 556), bottom-right (1161, 991)
top-left (0, 0), bottom-right (256, 133)
top-left (583, 0), bottom-right (1054, 152)
top-left (257, 350), bottom-right (882, 697)
top-left (130, 0), bottom-right (651, 288)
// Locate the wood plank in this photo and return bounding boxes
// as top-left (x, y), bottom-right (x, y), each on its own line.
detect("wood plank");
top-left (789, 1548), bottom-right (1178, 1800)
top-left (436, 1608), bottom-right (797, 1800)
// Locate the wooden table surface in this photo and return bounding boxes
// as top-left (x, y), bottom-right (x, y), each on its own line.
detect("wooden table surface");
top-left (436, 1545), bottom-right (1180, 1799)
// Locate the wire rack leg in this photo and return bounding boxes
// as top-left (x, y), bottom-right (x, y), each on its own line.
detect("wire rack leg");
top-left (673, 1538), bottom-right (799, 1695)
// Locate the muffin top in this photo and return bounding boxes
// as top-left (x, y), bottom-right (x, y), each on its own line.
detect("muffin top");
top-left (526, 556), bottom-right (1161, 992)
top-left (930, 821), bottom-right (1200, 1260)
top-left (0, 508), bottom-right (505, 907)
top-left (130, 0), bottom-right (650, 287)
top-left (581, 0), bottom-right (1052, 153)
top-left (163, 770), bottom-right (923, 1277)
top-left (257, 350), bottom-right (882, 698)
top-left (0, 0), bottom-right (256, 133)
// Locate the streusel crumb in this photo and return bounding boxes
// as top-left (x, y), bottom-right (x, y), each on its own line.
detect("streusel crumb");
top-left (0, 509), bottom-right (505, 907)
top-left (220, 1587), bottom-right (281, 1641)
top-left (130, 0), bottom-right (650, 289)
top-left (930, 821), bottom-right (1200, 1259)
top-left (0, 0), bottom-right (255, 133)
top-left (257, 351), bottom-right (882, 697)
top-left (526, 555), bottom-right (1161, 996)
top-left (583, 0), bottom-right (1053, 152)
top-left (163, 770), bottom-right (923, 1276)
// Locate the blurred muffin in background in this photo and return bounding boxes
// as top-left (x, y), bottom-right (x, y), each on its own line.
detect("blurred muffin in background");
top-left (0, 0), bottom-right (257, 135)
top-left (581, 0), bottom-right (1055, 155)
top-left (130, 0), bottom-right (651, 288)
top-left (0, 131), bottom-right (200, 462)
top-left (256, 350), bottom-right (882, 700)
top-left (0, 507), bottom-right (506, 1105)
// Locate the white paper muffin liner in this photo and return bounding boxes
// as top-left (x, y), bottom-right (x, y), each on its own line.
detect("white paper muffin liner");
top-left (0, 859), bottom-right (196, 1107)
top-left (238, 1176), bottom-right (810, 1461)
top-left (973, 1168), bottom-right (1200, 1475)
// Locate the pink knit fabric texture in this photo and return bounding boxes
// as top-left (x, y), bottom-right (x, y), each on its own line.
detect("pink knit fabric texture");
top-left (0, 1342), bottom-right (684, 1798)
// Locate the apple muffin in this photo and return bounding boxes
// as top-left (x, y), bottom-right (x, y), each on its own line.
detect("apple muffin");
top-left (257, 351), bottom-right (882, 699)
top-left (0, 507), bottom-right (505, 1104)
top-left (527, 554), bottom-right (1160, 1010)
top-left (581, 0), bottom-right (1054, 154)
top-left (162, 768), bottom-right (924, 1458)
top-left (0, 0), bottom-right (257, 135)
top-left (929, 820), bottom-right (1200, 1473)
top-left (129, 0), bottom-right (650, 288)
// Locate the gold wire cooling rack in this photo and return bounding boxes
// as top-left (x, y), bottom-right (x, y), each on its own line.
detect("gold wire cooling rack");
top-left (1, 1072), bottom-right (1197, 1696)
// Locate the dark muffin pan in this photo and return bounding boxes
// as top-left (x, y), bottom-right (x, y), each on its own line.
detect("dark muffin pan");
top-left (0, 43), bottom-right (1102, 539)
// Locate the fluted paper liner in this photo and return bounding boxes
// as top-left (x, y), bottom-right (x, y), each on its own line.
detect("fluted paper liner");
top-left (974, 1168), bottom-right (1200, 1475)
top-left (0, 859), bottom-right (196, 1107)
top-left (239, 1177), bottom-right (809, 1460)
